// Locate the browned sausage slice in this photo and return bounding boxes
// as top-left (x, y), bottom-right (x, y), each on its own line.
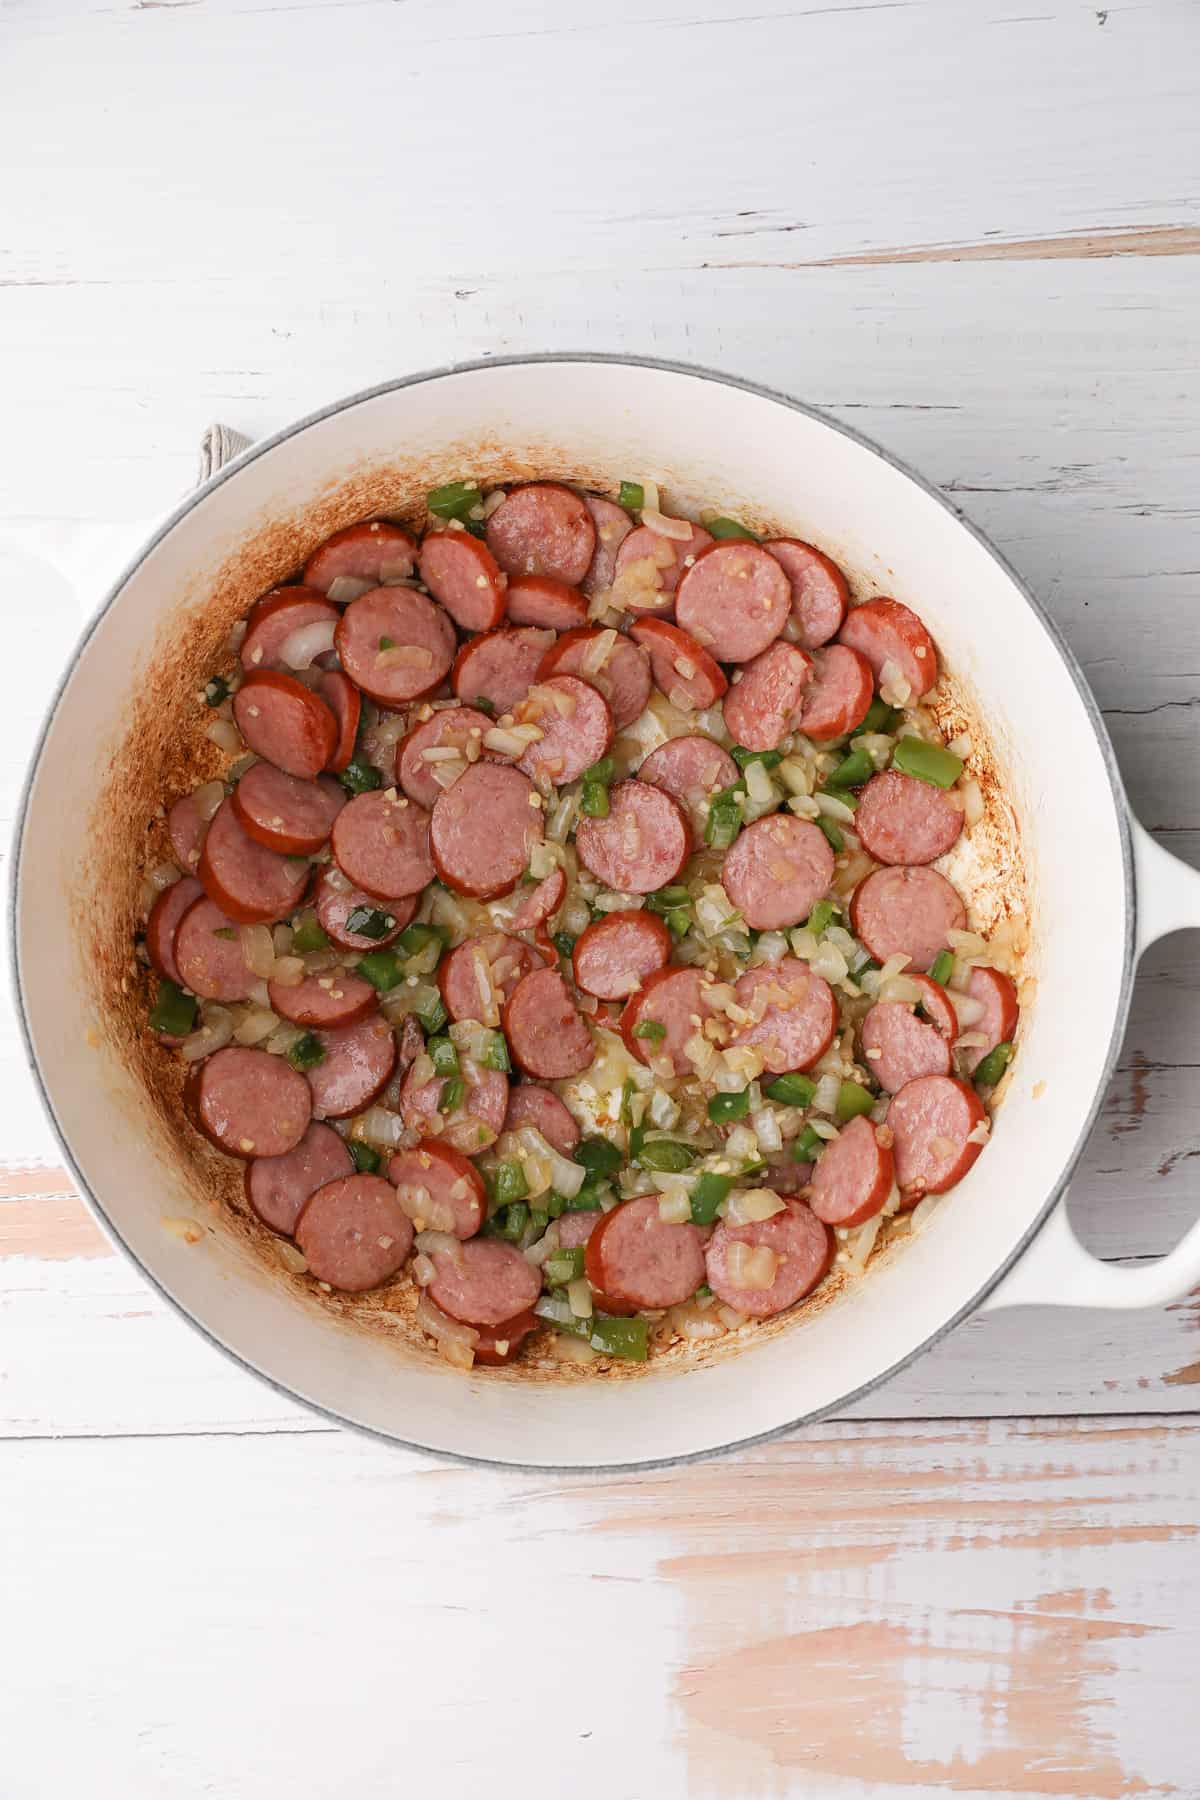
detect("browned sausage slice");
top-left (675, 541), bottom-right (791, 662)
top-left (199, 798), bottom-right (310, 925)
top-left (808, 1116), bottom-right (895, 1227)
top-left (231, 763), bottom-right (345, 855)
top-left (509, 867), bottom-right (566, 932)
top-left (388, 1140), bottom-right (487, 1238)
top-left (295, 1174), bottom-right (414, 1292)
top-left (146, 876), bottom-right (204, 986)
top-left (418, 531), bottom-right (507, 632)
top-left (305, 1014), bottom-right (397, 1120)
top-left (472, 1310), bottom-right (540, 1365)
top-left (505, 575), bottom-right (589, 632)
top-left (313, 868), bottom-right (415, 950)
top-left (438, 932), bottom-right (544, 1023)
top-left (582, 495), bottom-right (635, 596)
top-left (318, 671), bottom-right (361, 773)
top-left (637, 735), bottom-right (739, 835)
top-left (335, 588), bottom-right (457, 705)
top-left (427, 1238), bottom-right (542, 1326)
top-left (268, 968), bottom-right (378, 1031)
top-left (575, 781), bottom-right (689, 894)
top-left (452, 627), bottom-right (555, 714)
top-left (398, 1061), bottom-right (509, 1154)
top-left (513, 675), bottom-right (613, 788)
top-left (303, 521), bottom-right (417, 595)
top-left (722, 815), bottom-right (834, 930)
top-left (240, 587), bottom-right (340, 672)
top-left (797, 644), bottom-right (875, 741)
top-left (763, 539), bottom-right (849, 649)
top-left (503, 967), bottom-right (594, 1079)
top-left (861, 1001), bottom-right (952, 1092)
top-left (168, 792), bottom-right (209, 873)
top-left (537, 626), bottom-right (652, 730)
top-left (396, 705), bottom-right (494, 808)
top-left (612, 522), bottom-right (713, 616)
top-left (186, 1045), bottom-right (312, 1158)
top-left (629, 618), bottom-right (728, 710)
top-left (839, 597), bottom-right (938, 700)
top-left (855, 770), bottom-right (964, 866)
top-left (850, 866), bottom-right (966, 973)
top-left (584, 1195), bottom-right (706, 1311)
top-left (245, 1121), bottom-right (354, 1236)
top-left (233, 670), bottom-right (339, 779)
top-left (331, 790), bottom-right (435, 900)
top-left (729, 958), bottom-right (838, 1073)
top-left (887, 1074), bottom-right (987, 1199)
top-left (723, 641), bottom-right (812, 752)
top-left (503, 1084), bottom-right (581, 1154)
top-left (619, 966), bottom-right (720, 1075)
top-left (961, 967), bottom-right (1019, 1075)
top-left (430, 763), bottom-right (543, 900)
top-left (486, 483), bottom-right (596, 584)
top-left (704, 1199), bottom-right (833, 1318)
top-left (173, 895), bottom-right (257, 1001)
top-left (573, 910), bottom-right (671, 1001)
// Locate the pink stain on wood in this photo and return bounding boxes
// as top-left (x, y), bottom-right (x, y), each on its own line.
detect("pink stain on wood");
top-left (0, 1163), bottom-right (77, 1198)
top-left (0, 1196), bottom-right (110, 1260)
top-left (706, 225), bottom-right (1200, 271)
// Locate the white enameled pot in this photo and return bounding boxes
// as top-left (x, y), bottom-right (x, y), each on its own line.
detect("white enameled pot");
top-left (12, 356), bottom-right (1200, 1470)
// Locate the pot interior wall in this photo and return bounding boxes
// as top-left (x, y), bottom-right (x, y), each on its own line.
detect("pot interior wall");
top-left (14, 361), bottom-right (1130, 1465)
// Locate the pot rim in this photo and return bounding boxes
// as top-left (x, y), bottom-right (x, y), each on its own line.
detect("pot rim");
top-left (7, 352), bottom-right (1136, 1472)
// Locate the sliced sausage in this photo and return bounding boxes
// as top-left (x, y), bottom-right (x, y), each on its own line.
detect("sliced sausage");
top-left (887, 1074), bottom-right (986, 1200)
top-left (850, 866), bottom-right (966, 973)
top-left (704, 1198), bottom-right (833, 1318)
top-left (797, 644), bottom-right (875, 742)
top-left (911, 972), bottom-right (959, 1039)
top-left (295, 1174), bottom-right (414, 1292)
top-left (555, 1208), bottom-right (602, 1249)
top-left (486, 482), bottom-right (596, 585)
top-left (396, 705), bottom-right (494, 809)
top-left (629, 618), bottom-right (728, 711)
top-left (398, 1060), bottom-right (509, 1155)
top-left (306, 1014), bottom-right (398, 1120)
top-left (427, 1237), bottom-right (542, 1327)
top-left (575, 781), bottom-right (689, 894)
top-left (722, 815), bottom-right (834, 931)
top-left (582, 495), bottom-right (635, 596)
top-left (331, 790), bottom-right (434, 900)
top-left (240, 587), bottom-right (340, 673)
top-left (505, 575), bottom-right (589, 632)
top-left (186, 1045), bottom-right (311, 1159)
top-left (585, 1195), bottom-right (706, 1312)
top-left (302, 521), bottom-right (417, 595)
top-left (764, 539), bottom-right (849, 649)
top-left (198, 797), bottom-right (309, 925)
top-left (573, 910), bottom-right (671, 1001)
top-left (313, 867), bottom-right (416, 950)
top-left (961, 966), bottom-right (1019, 1075)
top-left (861, 1001), bottom-right (951, 1092)
top-left (729, 958), bottom-right (838, 1074)
top-left (637, 735), bottom-right (739, 836)
top-left (439, 932), bottom-right (544, 1024)
top-left (839, 597), bottom-right (938, 700)
top-left (808, 1116), bottom-right (895, 1227)
top-left (619, 965), bottom-right (720, 1076)
top-left (723, 641), bottom-right (812, 752)
top-left (611, 522), bottom-right (713, 617)
top-left (472, 1309), bottom-right (540, 1366)
top-left (675, 541), bottom-right (791, 662)
top-left (503, 1084), bottom-right (581, 1155)
top-left (231, 763), bottom-right (345, 855)
top-left (537, 626), bottom-right (652, 730)
top-left (388, 1140), bottom-right (487, 1239)
top-left (318, 671), bottom-right (361, 773)
top-left (855, 769), bottom-right (964, 866)
top-left (452, 627), bottom-right (555, 714)
top-left (268, 968), bottom-right (378, 1031)
top-left (503, 967), bottom-right (594, 1079)
top-left (418, 531), bottom-right (507, 633)
top-left (430, 762), bottom-right (543, 900)
top-left (168, 792), bottom-right (209, 873)
top-left (233, 670), bottom-right (339, 779)
top-left (514, 675), bottom-right (613, 788)
top-left (146, 876), bottom-right (203, 986)
top-left (173, 895), bottom-right (257, 1001)
top-left (335, 588), bottom-right (457, 707)
top-left (395, 1011), bottom-right (426, 1082)
top-left (510, 867), bottom-right (566, 932)
top-left (245, 1121), bottom-right (354, 1237)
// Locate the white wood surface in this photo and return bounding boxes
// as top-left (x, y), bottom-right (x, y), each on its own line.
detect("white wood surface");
top-left (2, 0), bottom-right (1199, 1792)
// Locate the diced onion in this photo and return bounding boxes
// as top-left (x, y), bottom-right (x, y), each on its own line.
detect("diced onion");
top-left (566, 1277), bottom-right (593, 1319)
top-left (723, 1188), bottom-right (785, 1225)
top-left (270, 955), bottom-right (306, 988)
top-left (415, 1292), bottom-right (479, 1349)
top-left (960, 777), bottom-right (985, 826)
top-left (280, 620), bottom-right (337, 670)
top-left (356, 1107), bottom-right (407, 1149)
top-left (749, 1108), bottom-right (783, 1154)
top-left (657, 1190), bottom-right (693, 1224)
top-left (180, 1005), bottom-right (233, 1062)
top-left (725, 1241), bottom-right (779, 1290)
top-left (642, 508), bottom-right (693, 541)
top-left (147, 861), bottom-right (182, 893)
top-left (233, 1005), bottom-right (278, 1046)
top-left (205, 718), bottom-right (242, 753)
top-left (239, 924), bottom-right (277, 981)
top-left (511, 1125), bottom-right (586, 1199)
top-left (326, 576), bottom-right (375, 603)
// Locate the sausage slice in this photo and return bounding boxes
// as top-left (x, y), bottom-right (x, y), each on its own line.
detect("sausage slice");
top-left (199, 798), bottom-right (310, 925)
top-left (452, 627), bottom-right (555, 714)
top-left (722, 815), bottom-right (834, 931)
top-left (505, 575), bottom-right (589, 632)
top-left (331, 790), bottom-right (435, 901)
top-left (585, 1195), bottom-right (706, 1312)
top-left (186, 1046), bottom-right (312, 1159)
top-left (427, 1237), bottom-right (542, 1326)
top-left (850, 866), bottom-right (966, 973)
top-left (503, 967), bottom-right (594, 1079)
top-left (538, 626), bottom-right (653, 731)
top-left (572, 910), bottom-right (671, 1001)
top-left (575, 781), bottom-right (689, 894)
top-left (305, 1014), bottom-right (398, 1120)
top-left (723, 641), bottom-right (812, 752)
top-left (808, 1116), bottom-right (895, 1227)
top-left (704, 1198), bottom-right (832, 1318)
top-left (763, 539), bottom-right (849, 649)
top-left (295, 1174), bottom-right (414, 1292)
top-left (675, 541), bottom-right (791, 662)
top-left (855, 770), bottom-right (964, 867)
top-left (486, 483), bottom-right (596, 584)
top-left (729, 958), bottom-right (838, 1074)
top-left (388, 1140), bottom-right (487, 1239)
top-left (245, 1121), bottom-right (354, 1236)
top-left (797, 644), bottom-right (874, 742)
top-left (233, 670), bottom-right (339, 779)
top-left (146, 876), bottom-right (204, 986)
top-left (838, 597), bottom-right (938, 700)
top-left (503, 1084), bottom-right (581, 1154)
top-left (303, 521), bottom-right (417, 594)
top-left (418, 531), bottom-right (507, 633)
top-left (231, 763), bottom-right (345, 855)
top-left (430, 762), bottom-right (544, 900)
top-left (630, 618), bottom-right (728, 711)
top-left (887, 1074), bottom-right (986, 1200)
top-left (861, 1001), bottom-right (952, 1092)
top-left (335, 588), bottom-right (457, 705)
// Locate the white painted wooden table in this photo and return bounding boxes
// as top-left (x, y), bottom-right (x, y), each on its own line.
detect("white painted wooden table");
top-left (3, 3), bottom-right (1199, 1793)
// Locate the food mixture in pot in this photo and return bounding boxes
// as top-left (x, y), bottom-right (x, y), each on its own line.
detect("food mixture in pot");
top-left (137, 477), bottom-right (1022, 1371)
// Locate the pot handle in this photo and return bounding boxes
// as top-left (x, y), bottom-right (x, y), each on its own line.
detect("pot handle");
top-left (982, 818), bottom-right (1200, 1312)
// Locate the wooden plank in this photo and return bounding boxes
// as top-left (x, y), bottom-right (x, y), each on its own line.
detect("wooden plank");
top-left (1, 1418), bottom-right (1196, 1797)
